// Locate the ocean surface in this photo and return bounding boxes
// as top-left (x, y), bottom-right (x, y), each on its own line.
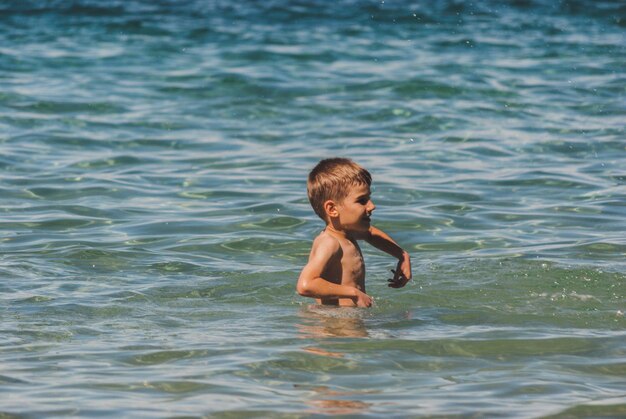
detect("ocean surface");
top-left (1, 0), bottom-right (625, 417)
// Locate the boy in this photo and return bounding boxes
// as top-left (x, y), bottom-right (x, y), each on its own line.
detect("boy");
top-left (297, 158), bottom-right (412, 307)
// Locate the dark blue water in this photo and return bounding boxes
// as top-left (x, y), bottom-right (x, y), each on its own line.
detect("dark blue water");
top-left (1, 1), bottom-right (625, 417)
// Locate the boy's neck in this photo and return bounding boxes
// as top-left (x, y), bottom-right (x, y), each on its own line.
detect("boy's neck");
top-left (324, 224), bottom-right (357, 241)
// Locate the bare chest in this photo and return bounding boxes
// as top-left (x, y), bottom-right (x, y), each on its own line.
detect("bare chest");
top-left (340, 241), bottom-right (365, 284)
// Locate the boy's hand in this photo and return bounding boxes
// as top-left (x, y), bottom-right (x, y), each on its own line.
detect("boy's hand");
top-left (387, 253), bottom-right (412, 288)
top-left (354, 289), bottom-right (373, 307)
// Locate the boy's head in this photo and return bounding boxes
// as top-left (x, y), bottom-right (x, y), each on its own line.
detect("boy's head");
top-left (307, 158), bottom-right (372, 222)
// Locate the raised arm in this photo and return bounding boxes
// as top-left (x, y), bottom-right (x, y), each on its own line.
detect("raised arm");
top-left (296, 236), bottom-right (372, 307)
top-left (365, 226), bottom-right (412, 288)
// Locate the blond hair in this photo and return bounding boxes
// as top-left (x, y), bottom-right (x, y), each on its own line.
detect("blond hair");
top-left (307, 158), bottom-right (372, 221)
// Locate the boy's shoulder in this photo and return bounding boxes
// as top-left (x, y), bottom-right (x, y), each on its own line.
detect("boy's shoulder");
top-left (311, 230), bottom-right (342, 255)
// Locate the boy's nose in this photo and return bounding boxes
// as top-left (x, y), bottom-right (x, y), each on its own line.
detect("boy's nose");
top-left (368, 200), bottom-right (376, 212)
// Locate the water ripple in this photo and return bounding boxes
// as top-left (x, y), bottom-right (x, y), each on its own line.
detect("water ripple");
top-left (1, 0), bottom-right (625, 416)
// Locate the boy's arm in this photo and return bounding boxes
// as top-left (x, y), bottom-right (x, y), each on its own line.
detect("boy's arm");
top-left (296, 237), bottom-right (372, 307)
top-left (365, 226), bottom-right (412, 288)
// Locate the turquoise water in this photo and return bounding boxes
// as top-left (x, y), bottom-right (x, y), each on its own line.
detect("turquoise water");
top-left (1, 0), bottom-right (625, 416)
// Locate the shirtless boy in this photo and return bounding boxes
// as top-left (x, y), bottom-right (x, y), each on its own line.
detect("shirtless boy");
top-left (297, 158), bottom-right (412, 307)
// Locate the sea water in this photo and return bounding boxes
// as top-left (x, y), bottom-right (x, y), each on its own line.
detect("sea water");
top-left (1, 0), bottom-right (625, 417)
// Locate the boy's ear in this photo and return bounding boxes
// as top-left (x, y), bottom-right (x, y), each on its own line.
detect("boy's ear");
top-left (323, 199), bottom-right (339, 218)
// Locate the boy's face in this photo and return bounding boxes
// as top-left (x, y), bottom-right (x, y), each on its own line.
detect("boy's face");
top-left (335, 183), bottom-right (375, 234)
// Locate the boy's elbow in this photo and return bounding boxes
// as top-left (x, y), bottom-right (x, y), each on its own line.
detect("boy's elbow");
top-left (296, 278), bottom-right (312, 297)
